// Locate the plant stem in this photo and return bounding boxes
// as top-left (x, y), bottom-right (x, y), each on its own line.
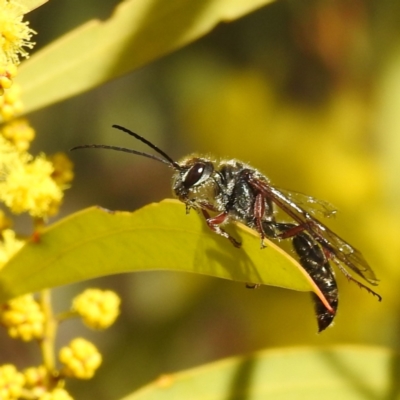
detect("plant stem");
top-left (56, 309), bottom-right (79, 322)
top-left (39, 289), bottom-right (57, 374)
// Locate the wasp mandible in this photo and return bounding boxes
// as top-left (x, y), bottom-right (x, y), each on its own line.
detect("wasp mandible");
top-left (72, 125), bottom-right (381, 332)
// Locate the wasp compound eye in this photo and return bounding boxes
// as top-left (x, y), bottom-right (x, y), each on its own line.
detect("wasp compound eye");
top-left (183, 162), bottom-right (213, 188)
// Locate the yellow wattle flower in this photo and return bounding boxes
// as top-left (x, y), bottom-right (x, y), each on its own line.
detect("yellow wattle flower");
top-left (0, 136), bottom-right (64, 218)
top-left (0, 0), bottom-right (36, 65)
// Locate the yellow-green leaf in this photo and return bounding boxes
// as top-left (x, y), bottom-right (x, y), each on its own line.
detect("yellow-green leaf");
top-left (121, 346), bottom-right (393, 400)
top-left (19, 0), bottom-right (48, 13)
top-left (16, 0), bottom-right (275, 115)
top-left (0, 199), bottom-right (319, 303)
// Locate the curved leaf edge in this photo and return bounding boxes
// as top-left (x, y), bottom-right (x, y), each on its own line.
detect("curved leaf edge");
top-left (121, 345), bottom-right (395, 400)
top-left (0, 199), bottom-right (327, 305)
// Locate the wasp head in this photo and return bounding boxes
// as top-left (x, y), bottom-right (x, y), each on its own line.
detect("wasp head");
top-left (173, 156), bottom-right (217, 208)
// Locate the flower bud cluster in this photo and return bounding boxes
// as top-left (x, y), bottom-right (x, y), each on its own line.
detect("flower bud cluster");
top-left (1, 118), bottom-right (35, 152)
top-left (0, 63), bottom-right (17, 95)
top-left (59, 338), bottom-right (102, 380)
top-left (0, 364), bottom-right (25, 400)
top-left (23, 365), bottom-right (48, 398)
top-left (73, 288), bottom-right (121, 330)
top-left (0, 294), bottom-right (44, 341)
top-left (0, 84), bottom-right (23, 120)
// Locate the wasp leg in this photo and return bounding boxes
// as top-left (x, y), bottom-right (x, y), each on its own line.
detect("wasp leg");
top-left (254, 193), bottom-right (267, 249)
top-left (260, 221), bottom-right (293, 240)
top-left (200, 209), bottom-right (241, 248)
top-left (277, 223), bottom-right (307, 239)
top-left (328, 253), bottom-right (382, 301)
top-left (254, 194), bottom-right (280, 249)
top-left (277, 222), bottom-right (382, 302)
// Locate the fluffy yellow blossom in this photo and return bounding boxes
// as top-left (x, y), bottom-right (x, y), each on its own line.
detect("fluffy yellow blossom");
top-left (0, 131), bottom-right (26, 169)
top-left (73, 289), bottom-right (121, 330)
top-left (48, 152), bottom-right (74, 187)
top-left (0, 294), bottom-right (45, 341)
top-left (0, 155), bottom-right (63, 217)
top-left (59, 338), bottom-right (102, 380)
top-left (0, 0), bottom-right (36, 65)
top-left (1, 118), bottom-right (35, 151)
top-left (0, 136), bottom-right (63, 217)
top-left (0, 364), bottom-right (25, 400)
top-left (0, 229), bottom-right (24, 269)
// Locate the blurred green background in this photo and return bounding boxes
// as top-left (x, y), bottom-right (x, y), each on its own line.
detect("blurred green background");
top-left (3, 0), bottom-right (400, 398)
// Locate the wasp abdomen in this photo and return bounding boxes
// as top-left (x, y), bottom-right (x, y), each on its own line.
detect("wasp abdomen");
top-left (293, 233), bottom-right (338, 332)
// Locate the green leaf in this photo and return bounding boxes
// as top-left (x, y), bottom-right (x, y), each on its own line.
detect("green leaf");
top-left (121, 346), bottom-right (394, 400)
top-left (16, 0), bottom-right (275, 115)
top-left (0, 199), bottom-right (321, 303)
top-left (19, 0), bottom-right (48, 13)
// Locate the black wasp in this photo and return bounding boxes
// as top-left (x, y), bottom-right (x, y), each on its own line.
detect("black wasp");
top-left (72, 125), bottom-right (381, 332)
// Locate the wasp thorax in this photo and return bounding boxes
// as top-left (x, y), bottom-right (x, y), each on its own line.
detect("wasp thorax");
top-left (172, 157), bottom-right (216, 205)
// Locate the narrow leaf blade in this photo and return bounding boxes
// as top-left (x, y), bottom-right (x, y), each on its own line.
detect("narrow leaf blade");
top-left (16, 0), bottom-right (275, 115)
top-left (121, 346), bottom-right (393, 400)
top-left (18, 0), bottom-right (48, 14)
top-left (0, 199), bottom-right (317, 303)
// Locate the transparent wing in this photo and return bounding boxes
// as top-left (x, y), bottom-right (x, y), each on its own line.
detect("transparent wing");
top-left (249, 177), bottom-right (378, 285)
top-left (277, 188), bottom-right (337, 218)
top-left (315, 222), bottom-right (379, 285)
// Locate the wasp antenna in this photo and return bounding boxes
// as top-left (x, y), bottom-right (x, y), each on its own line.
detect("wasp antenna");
top-left (70, 144), bottom-right (172, 166)
top-left (112, 125), bottom-right (181, 170)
